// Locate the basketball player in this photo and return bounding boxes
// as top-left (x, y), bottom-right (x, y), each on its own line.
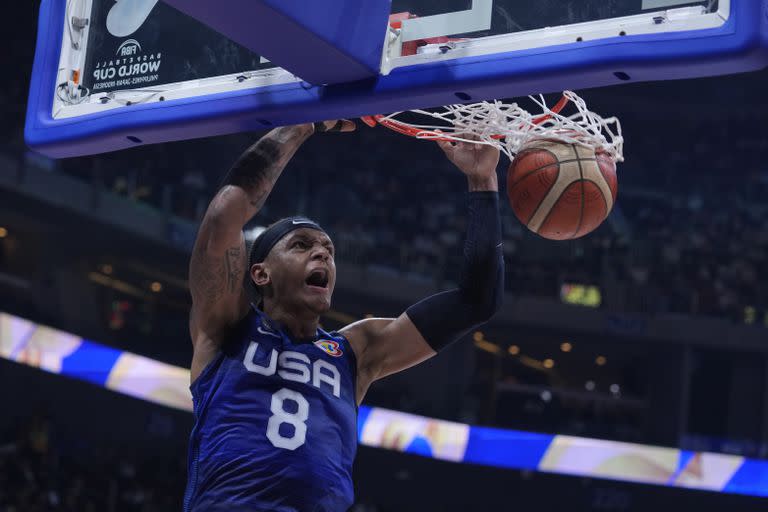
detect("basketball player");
top-left (183, 121), bottom-right (504, 512)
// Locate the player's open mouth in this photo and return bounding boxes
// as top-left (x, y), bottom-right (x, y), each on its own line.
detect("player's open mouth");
top-left (305, 269), bottom-right (329, 290)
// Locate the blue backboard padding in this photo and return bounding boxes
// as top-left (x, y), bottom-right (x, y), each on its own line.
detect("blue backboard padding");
top-left (26, 0), bottom-right (65, 155)
top-left (60, 339), bottom-right (122, 386)
top-left (161, 0), bottom-right (391, 85)
top-left (26, 0), bottom-right (768, 158)
top-left (723, 459), bottom-right (768, 496)
top-left (463, 426), bottom-right (554, 470)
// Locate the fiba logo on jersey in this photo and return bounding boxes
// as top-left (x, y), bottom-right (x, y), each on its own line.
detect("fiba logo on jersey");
top-left (314, 340), bottom-right (343, 357)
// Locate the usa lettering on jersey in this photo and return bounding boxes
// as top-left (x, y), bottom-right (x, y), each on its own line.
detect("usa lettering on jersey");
top-left (243, 342), bottom-right (341, 398)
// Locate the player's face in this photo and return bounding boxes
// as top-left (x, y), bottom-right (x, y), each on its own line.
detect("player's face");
top-left (266, 229), bottom-right (336, 314)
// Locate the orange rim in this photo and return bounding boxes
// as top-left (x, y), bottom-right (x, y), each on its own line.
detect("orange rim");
top-left (361, 94), bottom-right (571, 142)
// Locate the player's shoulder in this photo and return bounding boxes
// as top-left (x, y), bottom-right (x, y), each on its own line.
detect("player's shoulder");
top-left (339, 317), bottom-right (394, 339)
top-left (338, 317), bottom-right (395, 359)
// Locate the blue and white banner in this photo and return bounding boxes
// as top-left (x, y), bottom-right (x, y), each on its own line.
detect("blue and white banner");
top-left (1, 312), bottom-right (766, 497)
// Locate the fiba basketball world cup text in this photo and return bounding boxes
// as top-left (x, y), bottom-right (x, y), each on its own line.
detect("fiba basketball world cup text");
top-left (92, 45), bottom-right (162, 91)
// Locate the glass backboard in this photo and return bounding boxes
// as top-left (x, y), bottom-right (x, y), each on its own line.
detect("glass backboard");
top-left (383, 0), bottom-right (726, 71)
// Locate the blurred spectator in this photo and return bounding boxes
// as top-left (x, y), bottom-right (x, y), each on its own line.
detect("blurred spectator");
top-left (0, 417), bottom-right (184, 512)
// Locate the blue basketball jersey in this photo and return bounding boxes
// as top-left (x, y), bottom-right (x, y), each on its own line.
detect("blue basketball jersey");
top-left (183, 306), bottom-right (358, 512)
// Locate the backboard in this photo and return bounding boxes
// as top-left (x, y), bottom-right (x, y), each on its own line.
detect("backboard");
top-left (26, 0), bottom-right (768, 157)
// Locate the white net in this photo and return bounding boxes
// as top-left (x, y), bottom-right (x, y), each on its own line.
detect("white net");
top-left (375, 91), bottom-right (624, 162)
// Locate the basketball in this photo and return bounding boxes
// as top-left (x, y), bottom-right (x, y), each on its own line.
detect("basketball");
top-left (506, 140), bottom-right (618, 240)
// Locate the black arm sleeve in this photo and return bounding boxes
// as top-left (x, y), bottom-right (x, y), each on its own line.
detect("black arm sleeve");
top-left (405, 191), bottom-right (504, 352)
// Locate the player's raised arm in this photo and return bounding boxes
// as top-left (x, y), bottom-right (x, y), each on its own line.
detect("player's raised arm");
top-left (189, 121), bottom-right (353, 381)
top-left (342, 138), bottom-right (504, 403)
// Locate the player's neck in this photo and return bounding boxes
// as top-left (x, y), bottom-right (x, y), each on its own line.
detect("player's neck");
top-left (262, 302), bottom-right (320, 340)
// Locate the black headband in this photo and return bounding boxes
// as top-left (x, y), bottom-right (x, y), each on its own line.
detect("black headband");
top-left (249, 217), bottom-right (326, 266)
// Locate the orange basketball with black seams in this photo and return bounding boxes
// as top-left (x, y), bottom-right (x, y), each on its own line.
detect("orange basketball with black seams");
top-left (506, 140), bottom-right (618, 240)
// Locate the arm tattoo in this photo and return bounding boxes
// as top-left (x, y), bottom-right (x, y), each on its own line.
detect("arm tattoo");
top-left (190, 244), bottom-right (227, 304)
top-left (222, 127), bottom-right (311, 210)
top-left (190, 244), bottom-right (244, 306)
top-left (225, 246), bottom-right (243, 293)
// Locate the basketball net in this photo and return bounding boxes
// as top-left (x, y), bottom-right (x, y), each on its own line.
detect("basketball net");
top-left (362, 91), bottom-right (624, 163)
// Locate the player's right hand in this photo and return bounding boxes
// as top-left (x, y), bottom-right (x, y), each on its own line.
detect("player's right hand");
top-left (437, 134), bottom-right (499, 179)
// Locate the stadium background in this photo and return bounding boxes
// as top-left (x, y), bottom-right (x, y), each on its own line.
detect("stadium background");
top-left (3, 2), bottom-right (768, 511)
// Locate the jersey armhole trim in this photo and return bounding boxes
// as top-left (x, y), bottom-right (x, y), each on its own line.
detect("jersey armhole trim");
top-left (190, 350), bottom-right (224, 399)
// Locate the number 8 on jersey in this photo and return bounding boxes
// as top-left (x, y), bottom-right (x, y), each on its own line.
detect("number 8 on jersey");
top-left (267, 388), bottom-right (309, 450)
